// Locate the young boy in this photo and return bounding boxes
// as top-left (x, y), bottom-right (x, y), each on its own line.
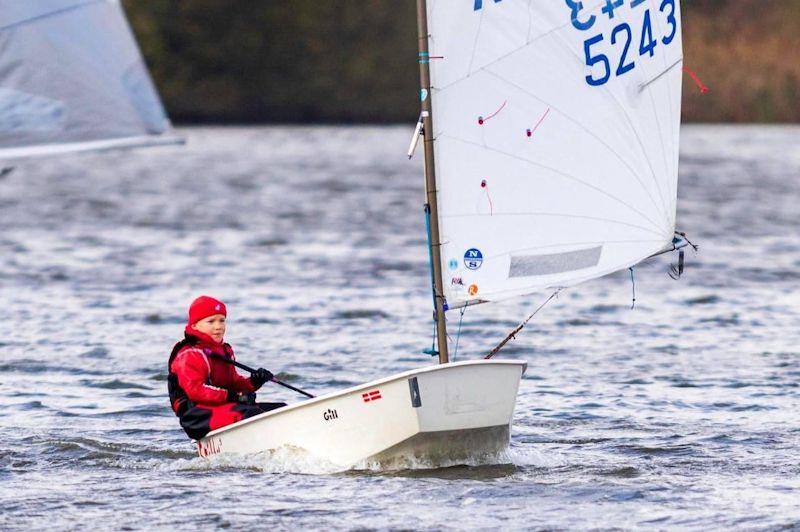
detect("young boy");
top-left (168, 295), bottom-right (285, 439)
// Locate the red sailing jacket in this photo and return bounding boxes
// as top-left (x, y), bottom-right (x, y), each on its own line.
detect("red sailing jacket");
top-left (168, 327), bottom-right (256, 413)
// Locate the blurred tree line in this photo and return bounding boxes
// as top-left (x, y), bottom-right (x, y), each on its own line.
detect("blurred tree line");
top-left (123, 0), bottom-right (800, 124)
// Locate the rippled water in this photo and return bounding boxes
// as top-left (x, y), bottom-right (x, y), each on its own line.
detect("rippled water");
top-left (1, 125), bottom-right (798, 530)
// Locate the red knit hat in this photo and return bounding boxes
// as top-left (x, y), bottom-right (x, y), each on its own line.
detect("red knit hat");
top-left (187, 295), bottom-right (227, 325)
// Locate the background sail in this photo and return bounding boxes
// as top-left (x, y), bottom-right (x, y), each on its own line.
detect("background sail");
top-left (0, 0), bottom-right (180, 160)
top-left (426, 0), bottom-right (683, 308)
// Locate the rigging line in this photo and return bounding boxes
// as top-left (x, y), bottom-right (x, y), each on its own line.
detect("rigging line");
top-left (638, 57), bottom-right (682, 92)
top-left (426, 319), bottom-right (437, 356)
top-left (629, 267), bottom-right (636, 309)
top-left (423, 204), bottom-right (440, 356)
top-left (440, 134), bottom-right (667, 234)
top-left (481, 69), bottom-right (670, 226)
top-left (441, 211), bottom-right (666, 238)
top-left (485, 290), bottom-right (561, 359)
top-left (683, 67), bottom-right (709, 94)
top-left (452, 306), bottom-right (467, 361)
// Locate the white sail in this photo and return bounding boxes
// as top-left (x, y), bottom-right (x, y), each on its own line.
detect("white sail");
top-left (0, 0), bottom-right (180, 160)
top-left (426, 0), bottom-right (683, 308)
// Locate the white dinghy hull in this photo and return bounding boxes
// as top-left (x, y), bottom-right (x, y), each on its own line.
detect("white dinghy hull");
top-left (197, 359), bottom-right (526, 468)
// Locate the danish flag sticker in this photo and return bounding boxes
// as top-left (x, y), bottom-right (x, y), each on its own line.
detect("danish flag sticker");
top-left (361, 389), bottom-right (382, 403)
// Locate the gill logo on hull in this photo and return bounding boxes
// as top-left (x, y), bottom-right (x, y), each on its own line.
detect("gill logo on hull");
top-left (323, 408), bottom-right (339, 421)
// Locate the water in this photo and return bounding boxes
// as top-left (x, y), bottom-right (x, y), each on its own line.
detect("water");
top-left (1, 125), bottom-right (799, 530)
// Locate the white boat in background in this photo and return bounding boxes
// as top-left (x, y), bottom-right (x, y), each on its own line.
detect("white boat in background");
top-left (200, 0), bottom-right (689, 468)
top-left (199, 360), bottom-right (526, 469)
top-left (0, 0), bottom-right (180, 162)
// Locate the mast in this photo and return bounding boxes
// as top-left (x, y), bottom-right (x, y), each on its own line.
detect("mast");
top-left (416, 0), bottom-right (449, 364)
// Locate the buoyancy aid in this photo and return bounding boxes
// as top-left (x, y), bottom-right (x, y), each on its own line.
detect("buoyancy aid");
top-left (167, 336), bottom-right (195, 416)
top-left (167, 329), bottom-right (256, 416)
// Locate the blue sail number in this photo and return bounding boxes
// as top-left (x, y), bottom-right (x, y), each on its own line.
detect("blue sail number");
top-left (577, 0), bottom-right (678, 86)
top-left (566, 0), bottom-right (596, 30)
top-left (474, 0), bottom-right (502, 10)
top-left (601, 0), bottom-right (624, 19)
top-left (639, 10), bottom-right (657, 57)
top-left (584, 34), bottom-right (610, 86)
top-left (660, 0), bottom-right (677, 45)
top-left (611, 23), bottom-right (635, 76)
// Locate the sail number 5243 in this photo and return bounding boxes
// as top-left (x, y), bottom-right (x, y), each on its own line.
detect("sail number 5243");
top-left (570, 0), bottom-right (677, 87)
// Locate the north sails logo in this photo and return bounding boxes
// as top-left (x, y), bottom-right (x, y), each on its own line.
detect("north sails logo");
top-left (464, 248), bottom-right (483, 270)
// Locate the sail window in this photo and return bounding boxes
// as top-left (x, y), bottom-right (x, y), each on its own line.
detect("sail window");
top-left (508, 246), bottom-right (602, 278)
top-left (0, 88), bottom-right (64, 134)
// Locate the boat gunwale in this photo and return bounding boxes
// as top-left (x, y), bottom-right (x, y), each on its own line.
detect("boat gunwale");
top-left (200, 358), bottom-right (527, 439)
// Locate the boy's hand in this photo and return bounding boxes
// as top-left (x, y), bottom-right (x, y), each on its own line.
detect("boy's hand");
top-left (227, 390), bottom-right (257, 405)
top-left (250, 368), bottom-right (274, 388)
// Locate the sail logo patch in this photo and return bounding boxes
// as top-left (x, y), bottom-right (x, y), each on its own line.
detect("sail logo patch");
top-left (362, 389), bottom-right (382, 403)
top-left (464, 248), bottom-right (483, 270)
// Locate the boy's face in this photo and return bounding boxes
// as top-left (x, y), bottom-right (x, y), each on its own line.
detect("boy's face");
top-left (192, 314), bottom-right (226, 343)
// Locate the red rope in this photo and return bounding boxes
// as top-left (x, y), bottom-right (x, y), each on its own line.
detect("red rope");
top-left (683, 66), bottom-right (709, 94)
top-left (481, 179), bottom-right (493, 215)
top-left (478, 100), bottom-right (507, 125)
top-left (527, 107), bottom-right (551, 137)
